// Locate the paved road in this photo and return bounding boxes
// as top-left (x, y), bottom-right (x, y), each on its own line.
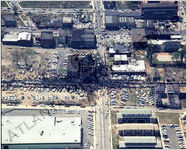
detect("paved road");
top-left (95, 89), bottom-right (111, 149)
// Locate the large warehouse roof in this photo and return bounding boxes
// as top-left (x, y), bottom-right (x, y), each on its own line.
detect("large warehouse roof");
top-left (2, 116), bottom-right (81, 144)
top-left (2, 32), bottom-right (32, 42)
top-left (18, 32), bottom-right (32, 41)
top-left (2, 34), bottom-right (18, 42)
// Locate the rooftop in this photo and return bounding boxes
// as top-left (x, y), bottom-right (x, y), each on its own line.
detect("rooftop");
top-left (116, 123), bottom-right (159, 131)
top-left (2, 116), bottom-right (81, 144)
top-left (71, 29), bottom-right (95, 42)
top-left (18, 32), bottom-right (32, 41)
top-left (142, 2), bottom-right (178, 8)
top-left (122, 136), bottom-right (156, 144)
top-left (63, 16), bottom-right (72, 23)
top-left (2, 33), bottom-right (18, 42)
top-left (2, 32), bottom-right (32, 42)
top-left (119, 136), bottom-right (162, 148)
top-left (41, 31), bottom-right (54, 40)
top-left (114, 55), bottom-right (128, 61)
top-left (131, 28), bottom-right (147, 42)
top-left (2, 13), bottom-right (16, 21)
top-left (112, 60), bottom-right (145, 73)
top-left (105, 15), bottom-right (118, 24)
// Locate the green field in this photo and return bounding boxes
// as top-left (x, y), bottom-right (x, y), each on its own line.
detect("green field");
top-left (20, 1), bottom-right (91, 8)
top-left (112, 128), bottom-right (119, 149)
top-left (156, 112), bottom-right (180, 124)
top-left (1, 1), bottom-right (8, 7)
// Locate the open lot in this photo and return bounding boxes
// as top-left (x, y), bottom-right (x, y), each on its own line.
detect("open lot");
top-left (2, 108), bottom-right (95, 149)
top-left (156, 112), bottom-right (180, 124)
top-left (20, 1), bottom-right (91, 8)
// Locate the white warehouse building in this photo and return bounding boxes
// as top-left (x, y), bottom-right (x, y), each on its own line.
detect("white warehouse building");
top-left (2, 116), bottom-right (82, 149)
top-left (2, 32), bottom-right (33, 46)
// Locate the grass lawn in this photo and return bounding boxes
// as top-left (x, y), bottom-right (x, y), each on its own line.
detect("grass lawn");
top-left (20, 1), bottom-right (91, 8)
top-left (1, 1), bottom-right (8, 7)
top-left (155, 112), bottom-right (180, 124)
top-left (112, 128), bottom-right (119, 149)
top-left (111, 111), bottom-right (118, 125)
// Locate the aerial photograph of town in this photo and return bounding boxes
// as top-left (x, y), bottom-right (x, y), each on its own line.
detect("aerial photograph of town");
top-left (1, 0), bottom-right (186, 149)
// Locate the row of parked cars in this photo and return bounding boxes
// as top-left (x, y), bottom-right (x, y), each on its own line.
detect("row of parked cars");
top-left (87, 114), bottom-right (94, 136)
top-left (121, 88), bottom-right (128, 104)
top-left (161, 124), bottom-right (186, 149)
top-left (108, 89), bottom-right (118, 106)
top-left (173, 125), bottom-right (186, 149)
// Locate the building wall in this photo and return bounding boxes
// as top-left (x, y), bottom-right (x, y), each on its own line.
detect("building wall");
top-left (2, 38), bottom-right (33, 47)
top-left (2, 143), bottom-right (82, 149)
top-left (118, 118), bottom-right (152, 124)
top-left (40, 39), bottom-right (55, 48)
top-left (119, 129), bottom-right (160, 136)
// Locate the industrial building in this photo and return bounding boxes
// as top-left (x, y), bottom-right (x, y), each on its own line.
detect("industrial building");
top-left (70, 29), bottom-right (96, 49)
top-left (166, 84), bottom-right (181, 108)
top-left (40, 31), bottom-right (55, 48)
top-left (119, 136), bottom-right (162, 149)
top-left (115, 109), bottom-right (162, 149)
top-left (2, 13), bottom-right (17, 27)
top-left (131, 28), bottom-right (148, 49)
top-left (2, 116), bottom-right (82, 149)
top-left (105, 10), bottom-right (141, 30)
top-left (155, 84), bottom-right (181, 108)
top-left (112, 60), bottom-right (146, 75)
top-left (67, 53), bottom-right (96, 79)
top-left (117, 123), bottom-right (160, 136)
top-left (2, 32), bottom-right (33, 47)
top-left (142, 3), bottom-right (178, 21)
top-left (117, 109), bottom-right (158, 124)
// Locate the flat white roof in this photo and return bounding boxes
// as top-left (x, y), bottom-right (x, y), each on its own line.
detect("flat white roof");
top-left (148, 39), bottom-right (182, 45)
top-left (2, 116), bottom-right (81, 144)
top-left (114, 55), bottom-right (128, 61)
top-left (18, 32), bottom-right (32, 41)
top-left (2, 34), bottom-right (18, 42)
top-left (2, 32), bottom-right (31, 42)
top-left (112, 60), bottom-right (145, 72)
top-left (109, 48), bottom-right (115, 54)
top-left (123, 136), bottom-right (156, 144)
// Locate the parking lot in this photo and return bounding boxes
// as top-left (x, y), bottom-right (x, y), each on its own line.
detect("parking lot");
top-left (3, 108), bottom-right (94, 149)
top-left (161, 124), bottom-right (186, 149)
